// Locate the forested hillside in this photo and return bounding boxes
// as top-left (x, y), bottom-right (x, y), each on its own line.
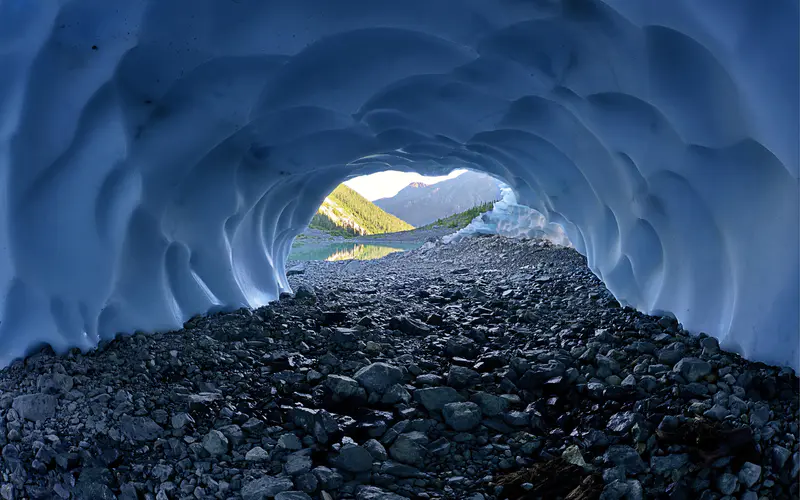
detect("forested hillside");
top-left (309, 184), bottom-right (414, 236)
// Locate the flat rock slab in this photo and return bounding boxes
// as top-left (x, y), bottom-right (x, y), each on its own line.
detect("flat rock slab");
top-left (12, 394), bottom-right (57, 421)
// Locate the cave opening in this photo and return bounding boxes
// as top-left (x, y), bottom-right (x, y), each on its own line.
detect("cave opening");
top-left (0, 1), bottom-right (798, 498)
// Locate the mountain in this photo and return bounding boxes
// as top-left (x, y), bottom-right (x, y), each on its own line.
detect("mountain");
top-left (374, 171), bottom-right (502, 226)
top-left (309, 184), bottom-right (414, 236)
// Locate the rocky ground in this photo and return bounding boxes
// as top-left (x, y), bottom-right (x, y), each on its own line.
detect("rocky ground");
top-left (0, 236), bottom-right (797, 500)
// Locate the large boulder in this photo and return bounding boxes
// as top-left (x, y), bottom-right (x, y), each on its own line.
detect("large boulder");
top-left (12, 394), bottom-right (57, 422)
top-left (354, 363), bottom-right (403, 394)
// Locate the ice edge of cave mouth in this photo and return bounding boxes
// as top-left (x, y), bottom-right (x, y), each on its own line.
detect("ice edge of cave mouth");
top-left (0, 0), bottom-right (797, 370)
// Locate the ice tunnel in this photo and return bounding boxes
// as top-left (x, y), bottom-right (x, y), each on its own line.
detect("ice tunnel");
top-left (0, 0), bottom-right (797, 369)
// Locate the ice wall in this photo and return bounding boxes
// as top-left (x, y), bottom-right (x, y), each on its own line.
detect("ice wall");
top-left (444, 186), bottom-right (572, 247)
top-left (0, 0), bottom-right (797, 369)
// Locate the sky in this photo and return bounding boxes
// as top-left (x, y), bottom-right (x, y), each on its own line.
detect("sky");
top-left (344, 169), bottom-right (466, 201)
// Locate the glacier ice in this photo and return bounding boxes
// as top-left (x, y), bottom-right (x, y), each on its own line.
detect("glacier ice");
top-left (444, 185), bottom-right (572, 247)
top-left (0, 0), bottom-right (797, 369)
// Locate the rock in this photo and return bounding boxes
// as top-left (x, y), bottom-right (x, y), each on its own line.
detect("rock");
top-left (294, 473), bottom-right (318, 494)
top-left (354, 363), bottom-right (403, 394)
top-left (119, 415), bottom-right (163, 442)
top-left (364, 439), bottom-right (388, 461)
top-left (355, 485), bottom-right (409, 500)
top-left (0, 485), bottom-right (13, 500)
top-left (738, 462), bottom-right (761, 488)
top-left (703, 404), bottom-right (730, 421)
top-left (185, 392), bottom-right (222, 411)
top-left (716, 472), bottom-right (738, 495)
top-left (332, 327), bottom-right (358, 345)
top-left (286, 264), bottom-right (306, 276)
top-left (389, 431), bottom-right (428, 466)
top-left (241, 476), bottom-right (294, 500)
top-left (447, 365), bottom-right (480, 389)
top-left (427, 437), bottom-right (451, 456)
top-left (442, 402), bottom-right (482, 431)
top-left (11, 394), bottom-right (57, 422)
top-left (415, 373), bottom-right (443, 386)
top-left (674, 358), bottom-right (712, 383)
top-left (242, 417), bottom-right (265, 434)
top-left (294, 284), bottom-right (316, 300)
top-left (290, 408), bottom-right (341, 444)
top-left (607, 411), bottom-right (639, 434)
top-left (700, 337), bottom-right (720, 354)
top-left (202, 430), bottom-right (229, 456)
top-left (73, 482), bottom-right (116, 500)
top-left (657, 343), bottom-right (686, 366)
top-left (603, 467), bottom-right (626, 485)
top-left (603, 446), bottom-right (646, 475)
top-left (470, 391), bottom-right (509, 417)
top-left (275, 493), bottom-right (313, 500)
top-left (504, 411), bottom-right (531, 427)
top-left (596, 355), bottom-right (620, 377)
top-left (285, 450), bottom-right (313, 476)
top-left (771, 445), bottom-right (791, 470)
top-left (218, 424), bottom-right (244, 446)
top-left (278, 434), bottom-right (303, 451)
top-left (650, 454), bottom-right (689, 475)
top-left (313, 467), bottom-right (344, 491)
top-left (518, 361), bottom-right (566, 389)
top-left (626, 479), bottom-right (644, 500)
top-left (600, 480), bottom-right (629, 500)
top-left (748, 404), bottom-right (770, 428)
top-left (326, 374), bottom-right (364, 401)
top-left (389, 315), bottom-right (431, 336)
top-left (413, 386), bottom-right (463, 412)
top-left (118, 484), bottom-right (138, 500)
top-left (242, 444), bottom-right (268, 461)
top-left (171, 412), bottom-right (194, 430)
top-left (151, 464), bottom-right (173, 481)
top-left (381, 384), bottom-right (411, 405)
top-left (445, 337), bottom-right (478, 358)
top-left (336, 444), bottom-right (374, 473)
top-left (36, 373), bottom-right (74, 394)
top-left (561, 445), bottom-right (587, 469)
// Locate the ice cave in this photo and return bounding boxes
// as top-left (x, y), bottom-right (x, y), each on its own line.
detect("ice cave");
top-left (0, 0), bottom-right (797, 370)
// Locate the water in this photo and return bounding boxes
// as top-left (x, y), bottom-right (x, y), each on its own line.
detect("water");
top-left (289, 241), bottom-right (423, 261)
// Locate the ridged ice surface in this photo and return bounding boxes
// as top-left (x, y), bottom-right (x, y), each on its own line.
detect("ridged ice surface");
top-left (0, 0), bottom-right (797, 368)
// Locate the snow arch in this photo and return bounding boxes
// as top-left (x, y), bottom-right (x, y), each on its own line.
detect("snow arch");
top-left (0, 0), bottom-right (797, 368)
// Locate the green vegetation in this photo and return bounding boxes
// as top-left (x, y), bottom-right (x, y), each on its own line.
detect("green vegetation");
top-left (309, 184), bottom-right (414, 237)
top-left (422, 201), bottom-right (496, 230)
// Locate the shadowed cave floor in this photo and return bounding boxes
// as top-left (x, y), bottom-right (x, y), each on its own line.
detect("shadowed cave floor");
top-left (0, 236), bottom-right (797, 500)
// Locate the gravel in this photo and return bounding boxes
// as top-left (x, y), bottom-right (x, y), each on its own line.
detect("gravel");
top-left (0, 235), bottom-right (795, 500)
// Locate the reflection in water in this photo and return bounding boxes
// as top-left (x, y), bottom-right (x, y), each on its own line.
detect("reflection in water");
top-left (289, 242), bottom-right (423, 261)
top-left (326, 244), bottom-right (402, 261)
